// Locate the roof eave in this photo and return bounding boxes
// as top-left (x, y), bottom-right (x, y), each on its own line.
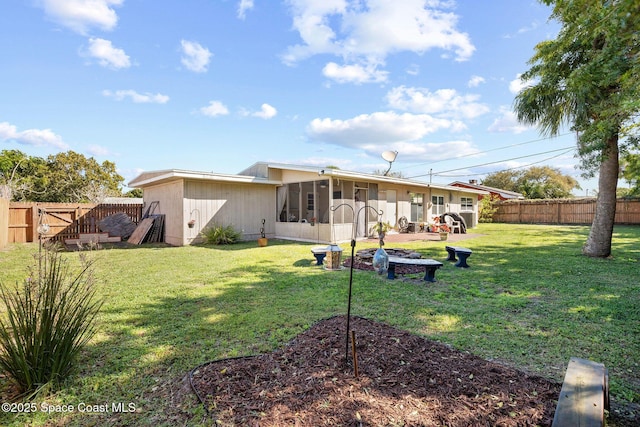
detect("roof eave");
top-left (128, 169), bottom-right (280, 188)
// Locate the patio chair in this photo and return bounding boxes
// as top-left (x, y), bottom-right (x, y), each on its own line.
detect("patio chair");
top-left (444, 215), bottom-right (461, 234)
top-left (398, 216), bottom-right (409, 233)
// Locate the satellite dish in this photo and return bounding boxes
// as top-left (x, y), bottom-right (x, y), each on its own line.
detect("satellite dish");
top-left (381, 151), bottom-right (398, 163)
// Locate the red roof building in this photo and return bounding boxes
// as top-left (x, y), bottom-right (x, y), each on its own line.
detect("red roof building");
top-left (449, 180), bottom-right (524, 201)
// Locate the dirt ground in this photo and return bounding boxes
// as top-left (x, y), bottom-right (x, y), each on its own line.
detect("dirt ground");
top-left (191, 315), bottom-right (563, 426)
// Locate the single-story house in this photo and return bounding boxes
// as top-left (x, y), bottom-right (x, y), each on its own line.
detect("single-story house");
top-left (128, 163), bottom-right (488, 246)
top-left (449, 180), bottom-right (524, 201)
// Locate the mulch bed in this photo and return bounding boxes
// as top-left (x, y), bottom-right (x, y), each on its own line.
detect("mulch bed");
top-left (344, 251), bottom-right (426, 276)
top-left (190, 316), bottom-right (562, 426)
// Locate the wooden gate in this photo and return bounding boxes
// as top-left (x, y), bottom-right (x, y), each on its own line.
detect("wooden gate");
top-left (7, 203), bottom-right (143, 243)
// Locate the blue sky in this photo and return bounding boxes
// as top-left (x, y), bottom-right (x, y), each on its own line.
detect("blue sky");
top-left (0, 0), bottom-right (595, 195)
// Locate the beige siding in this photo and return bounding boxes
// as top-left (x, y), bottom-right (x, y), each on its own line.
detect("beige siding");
top-left (378, 185), bottom-right (480, 228)
top-left (280, 170), bottom-right (319, 183)
top-left (184, 180), bottom-right (276, 244)
top-left (142, 180), bottom-right (184, 246)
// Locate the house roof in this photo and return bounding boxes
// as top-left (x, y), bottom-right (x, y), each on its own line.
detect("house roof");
top-left (129, 163), bottom-right (488, 195)
top-left (248, 162), bottom-right (489, 195)
top-left (449, 181), bottom-right (524, 199)
top-left (128, 168), bottom-right (281, 188)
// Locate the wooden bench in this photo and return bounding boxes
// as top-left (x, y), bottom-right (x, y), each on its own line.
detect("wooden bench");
top-left (551, 357), bottom-right (609, 427)
top-left (445, 245), bottom-right (473, 268)
top-left (311, 246), bottom-right (329, 265)
top-left (387, 256), bottom-right (443, 282)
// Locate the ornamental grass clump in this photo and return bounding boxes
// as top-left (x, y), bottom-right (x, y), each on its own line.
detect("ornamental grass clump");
top-left (0, 248), bottom-right (103, 396)
top-left (201, 224), bottom-right (241, 245)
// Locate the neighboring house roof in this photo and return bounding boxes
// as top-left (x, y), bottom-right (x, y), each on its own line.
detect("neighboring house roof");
top-left (449, 181), bottom-right (524, 199)
top-left (129, 163), bottom-right (489, 195)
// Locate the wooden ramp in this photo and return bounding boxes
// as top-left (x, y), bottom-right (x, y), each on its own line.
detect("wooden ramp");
top-left (128, 218), bottom-right (155, 245)
top-left (552, 357), bottom-right (609, 427)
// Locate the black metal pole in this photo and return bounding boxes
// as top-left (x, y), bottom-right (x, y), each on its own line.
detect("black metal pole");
top-left (345, 237), bottom-right (356, 366)
top-left (330, 203), bottom-right (382, 368)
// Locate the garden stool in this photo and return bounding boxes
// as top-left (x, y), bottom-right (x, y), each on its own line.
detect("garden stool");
top-left (311, 246), bottom-right (329, 265)
top-left (387, 256), bottom-right (443, 282)
top-left (445, 246), bottom-right (473, 268)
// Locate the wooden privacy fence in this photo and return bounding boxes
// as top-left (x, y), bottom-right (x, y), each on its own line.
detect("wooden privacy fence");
top-left (493, 198), bottom-right (640, 225)
top-left (6, 202), bottom-right (143, 244)
top-left (0, 197), bottom-right (9, 248)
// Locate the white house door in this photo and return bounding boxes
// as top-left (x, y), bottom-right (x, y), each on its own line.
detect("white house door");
top-left (386, 190), bottom-right (397, 228)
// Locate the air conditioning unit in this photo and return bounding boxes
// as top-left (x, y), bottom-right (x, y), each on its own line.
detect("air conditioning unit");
top-left (459, 212), bottom-right (475, 228)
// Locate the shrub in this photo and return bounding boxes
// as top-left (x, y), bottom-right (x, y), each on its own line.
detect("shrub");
top-left (0, 248), bottom-right (103, 396)
top-left (479, 194), bottom-right (500, 223)
top-left (201, 224), bottom-right (242, 245)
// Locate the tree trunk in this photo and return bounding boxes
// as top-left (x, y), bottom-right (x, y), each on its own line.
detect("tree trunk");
top-left (582, 134), bottom-right (619, 257)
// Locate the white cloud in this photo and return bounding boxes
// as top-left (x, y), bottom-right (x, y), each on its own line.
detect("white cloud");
top-left (509, 74), bottom-right (534, 94)
top-left (468, 75), bottom-right (485, 87)
top-left (251, 103), bottom-right (278, 119)
top-left (283, 0), bottom-right (475, 82)
top-left (0, 121), bottom-right (69, 149)
top-left (386, 86), bottom-right (489, 119)
top-left (87, 144), bottom-right (110, 156)
top-left (393, 139), bottom-right (479, 163)
top-left (307, 111), bottom-right (464, 147)
top-left (102, 89), bottom-right (169, 104)
top-left (488, 107), bottom-right (532, 134)
top-left (180, 40), bottom-right (212, 73)
top-left (200, 101), bottom-right (229, 117)
top-left (39, 0), bottom-right (122, 35)
top-left (406, 64), bottom-right (420, 76)
top-left (237, 0), bottom-right (254, 19)
top-left (322, 62), bottom-right (388, 84)
top-left (84, 37), bottom-right (130, 69)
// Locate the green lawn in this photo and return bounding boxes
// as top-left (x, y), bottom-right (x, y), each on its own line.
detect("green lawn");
top-left (0, 223), bottom-right (638, 426)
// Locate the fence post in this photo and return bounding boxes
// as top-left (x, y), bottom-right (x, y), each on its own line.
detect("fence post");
top-left (31, 203), bottom-right (39, 243)
top-left (0, 197), bottom-right (8, 248)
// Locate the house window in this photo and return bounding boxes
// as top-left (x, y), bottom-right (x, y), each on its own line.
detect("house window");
top-left (410, 193), bottom-right (424, 222)
top-left (432, 195), bottom-right (445, 216)
top-left (306, 192), bottom-right (314, 211)
top-left (461, 197), bottom-right (473, 210)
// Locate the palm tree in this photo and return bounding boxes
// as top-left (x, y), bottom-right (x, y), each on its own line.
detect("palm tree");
top-left (513, 1), bottom-right (638, 258)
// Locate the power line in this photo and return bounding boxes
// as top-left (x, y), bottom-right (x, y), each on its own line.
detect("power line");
top-left (407, 146), bottom-right (576, 179)
top-left (433, 148), bottom-right (576, 178)
top-left (398, 132), bottom-right (573, 172)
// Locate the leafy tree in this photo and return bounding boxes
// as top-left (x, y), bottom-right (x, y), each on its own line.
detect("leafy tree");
top-left (480, 171), bottom-right (519, 192)
top-left (620, 151), bottom-right (640, 197)
top-left (482, 166), bottom-right (580, 198)
top-left (124, 188), bottom-right (143, 198)
top-left (517, 166), bottom-right (580, 199)
top-left (513, 0), bottom-right (639, 257)
top-left (40, 151), bottom-right (123, 203)
top-left (0, 150), bottom-right (124, 202)
top-left (0, 150), bottom-right (48, 201)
